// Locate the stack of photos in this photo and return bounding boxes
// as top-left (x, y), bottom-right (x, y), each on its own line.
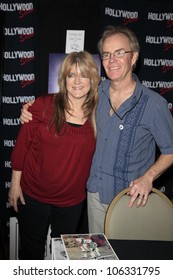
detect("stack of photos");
top-left (51, 238), bottom-right (67, 260)
top-left (52, 233), bottom-right (119, 260)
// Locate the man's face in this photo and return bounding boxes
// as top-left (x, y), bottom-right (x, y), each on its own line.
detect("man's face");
top-left (102, 33), bottom-right (138, 83)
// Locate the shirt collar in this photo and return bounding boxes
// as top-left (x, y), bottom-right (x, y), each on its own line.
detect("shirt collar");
top-left (100, 73), bottom-right (143, 120)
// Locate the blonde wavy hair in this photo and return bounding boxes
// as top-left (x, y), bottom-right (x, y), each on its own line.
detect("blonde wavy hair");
top-left (52, 51), bottom-right (100, 136)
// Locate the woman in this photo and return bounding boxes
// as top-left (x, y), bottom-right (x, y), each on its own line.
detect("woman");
top-left (8, 51), bottom-right (100, 259)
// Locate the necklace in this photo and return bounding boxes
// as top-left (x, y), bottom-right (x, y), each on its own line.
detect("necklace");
top-left (108, 89), bottom-right (143, 121)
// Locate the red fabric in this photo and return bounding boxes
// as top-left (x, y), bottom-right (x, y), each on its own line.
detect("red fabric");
top-left (11, 95), bottom-right (96, 207)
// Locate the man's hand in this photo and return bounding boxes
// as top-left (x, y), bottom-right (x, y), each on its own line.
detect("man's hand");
top-left (20, 100), bottom-right (34, 124)
top-left (128, 175), bottom-right (152, 207)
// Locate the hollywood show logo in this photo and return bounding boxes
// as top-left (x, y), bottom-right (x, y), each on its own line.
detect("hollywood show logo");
top-left (145, 35), bottom-right (173, 53)
top-left (142, 80), bottom-right (173, 93)
top-left (4, 27), bottom-right (35, 43)
top-left (3, 73), bottom-right (36, 88)
top-left (0, 2), bottom-right (35, 19)
top-left (143, 58), bottom-right (173, 74)
top-left (105, 7), bottom-right (139, 25)
top-left (2, 96), bottom-right (35, 104)
top-left (147, 12), bottom-right (173, 28)
top-left (4, 51), bottom-right (35, 66)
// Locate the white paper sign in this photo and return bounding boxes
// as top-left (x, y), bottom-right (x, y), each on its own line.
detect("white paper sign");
top-left (65, 30), bottom-right (85, 53)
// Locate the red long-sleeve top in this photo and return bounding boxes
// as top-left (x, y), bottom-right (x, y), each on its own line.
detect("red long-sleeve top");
top-left (11, 95), bottom-right (96, 207)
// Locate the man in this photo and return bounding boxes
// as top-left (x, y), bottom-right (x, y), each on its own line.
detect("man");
top-left (20, 26), bottom-right (173, 234)
top-left (87, 25), bottom-right (173, 233)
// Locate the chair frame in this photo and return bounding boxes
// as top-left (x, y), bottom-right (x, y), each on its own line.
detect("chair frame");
top-left (104, 187), bottom-right (173, 239)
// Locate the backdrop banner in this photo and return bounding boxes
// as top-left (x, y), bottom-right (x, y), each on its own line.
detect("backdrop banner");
top-left (0, 0), bottom-right (37, 241)
top-left (100, 0), bottom-right (173, 199)
top-left (0, 0), bottom-right (173, 245)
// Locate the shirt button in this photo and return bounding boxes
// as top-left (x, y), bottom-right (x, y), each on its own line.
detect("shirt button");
top-left (119, 124), bottom-right (124, 130)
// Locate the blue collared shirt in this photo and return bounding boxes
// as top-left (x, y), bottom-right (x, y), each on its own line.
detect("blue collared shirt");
top-left (87, 74), bottom-right (173, 204)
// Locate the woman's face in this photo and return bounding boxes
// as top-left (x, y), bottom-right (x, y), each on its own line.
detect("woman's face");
top-left (66, 64), bottom-right (91, 102)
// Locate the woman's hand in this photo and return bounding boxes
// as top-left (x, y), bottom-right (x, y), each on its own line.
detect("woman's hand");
top-left (8, 184), bottom-right (25, 212)
top-left (8, 171), bottom-right (25, 212)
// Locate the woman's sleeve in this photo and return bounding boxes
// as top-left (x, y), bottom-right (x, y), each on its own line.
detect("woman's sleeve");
top-left (11, 96), bottom-right (44, 170)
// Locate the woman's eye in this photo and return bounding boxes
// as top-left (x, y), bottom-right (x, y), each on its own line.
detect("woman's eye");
top-left (67, 73), bottom-right (75, 78)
